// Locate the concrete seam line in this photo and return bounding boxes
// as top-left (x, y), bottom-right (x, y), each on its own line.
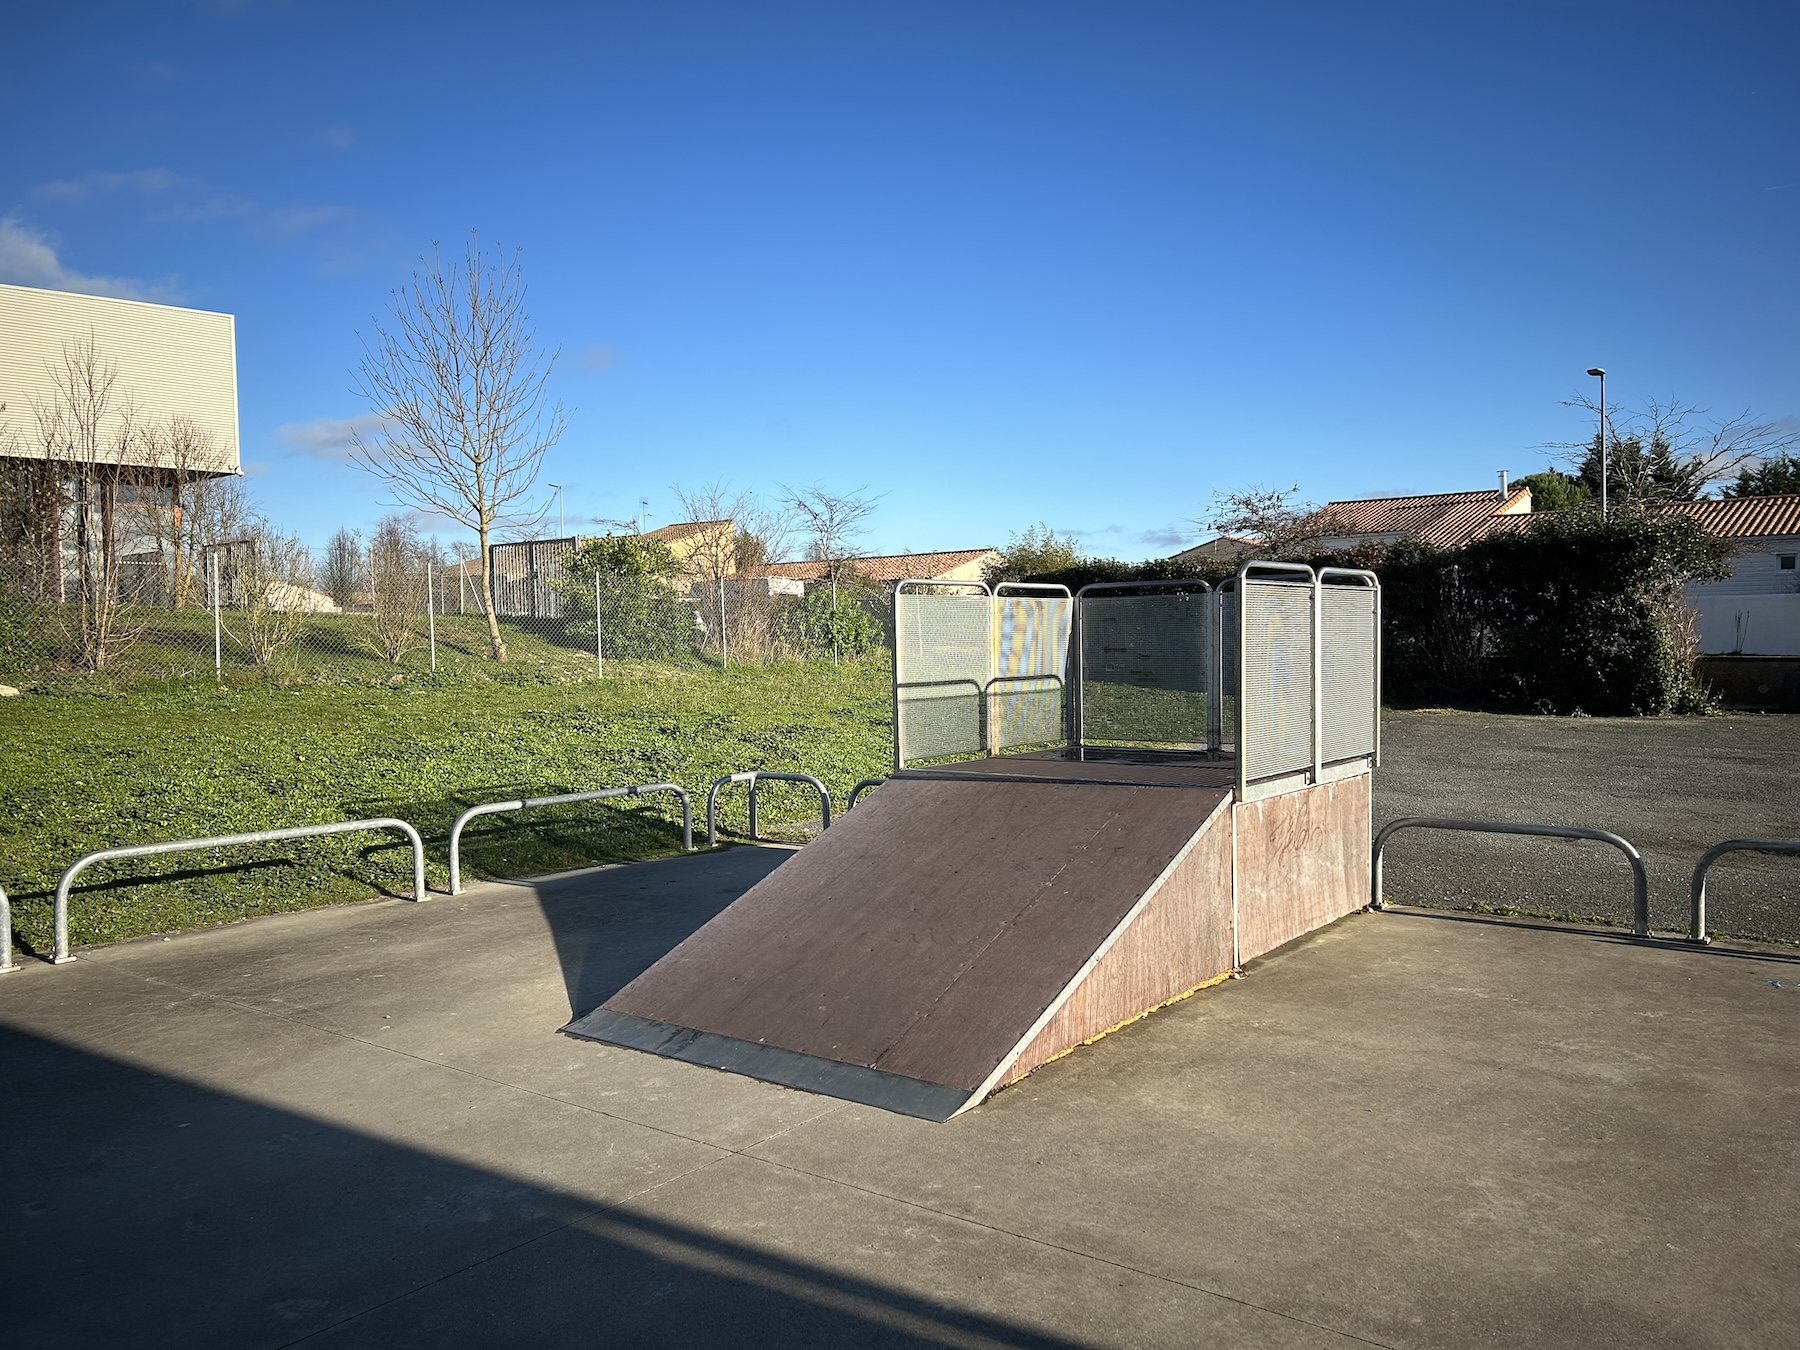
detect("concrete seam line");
top-left (741, 1154), bottom-right (1402, 1350)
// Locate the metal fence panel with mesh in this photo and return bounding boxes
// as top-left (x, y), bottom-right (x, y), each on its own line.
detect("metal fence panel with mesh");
top-left (894, 583), bottom-right (991, 765)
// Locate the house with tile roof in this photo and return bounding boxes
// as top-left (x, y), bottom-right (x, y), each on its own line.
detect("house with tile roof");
top-left (1171, 486), bottom-right (1532, 563)
top-left (754, 548), bottom-right (1000, 587)
top-left (1664, 495), bottom-right (1800, 656)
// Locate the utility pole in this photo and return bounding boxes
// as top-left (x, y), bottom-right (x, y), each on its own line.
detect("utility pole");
top-left (1587, 368), bottom-right (1608, 519)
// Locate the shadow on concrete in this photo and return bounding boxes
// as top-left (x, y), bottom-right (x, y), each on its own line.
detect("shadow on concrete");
top-left (0, 1023), bottom-right (1087, 1348)
top-left (1379, 904), bottom-right (1800, 964)
top-left (524, 845), bottom-right (793, 1018)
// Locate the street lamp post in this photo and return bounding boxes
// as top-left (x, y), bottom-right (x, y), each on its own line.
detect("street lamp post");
top-left (1586, 368), bottom-right (1607, 519)
top-left (548, 483), bottom-right (565, 538)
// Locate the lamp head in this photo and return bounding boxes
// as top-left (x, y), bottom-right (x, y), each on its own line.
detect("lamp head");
top-left (1586, 368), bottom-right (1606, 377)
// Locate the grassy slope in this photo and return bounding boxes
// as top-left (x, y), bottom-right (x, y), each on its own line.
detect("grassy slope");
top-left (0, 659), bottom-right (892, 956)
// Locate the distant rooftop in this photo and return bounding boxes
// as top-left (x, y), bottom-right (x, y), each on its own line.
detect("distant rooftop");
top-left (757, 548), bottom-right (999, 584)
top-left (1315, 487), bottom-right (1533, 548)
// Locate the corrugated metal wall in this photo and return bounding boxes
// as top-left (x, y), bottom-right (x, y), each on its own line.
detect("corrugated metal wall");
top-left (0, 282), bottom-right (238, 473)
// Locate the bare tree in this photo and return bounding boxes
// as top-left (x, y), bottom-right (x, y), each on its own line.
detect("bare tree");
top-left (366, 513), bottom-right (426, 663)
top-left (783, 484), bottom-right (879, 664)
top-left (137, 413), bottom-right (238, 609)
top-left (1554, 395), bottom-right (1800, 502)
top-left (350, 233), bottom-right (567, 660)
top-left (29, 335), bottom-right (148, 670)
top-left (1200, 485), bottom-right (1347, 557)
top-left (320, 527), bottom-right (364, 608)
top-left (670, 482), bottom-right (795, 663)
top-left (232, 526), bottom-right (314, 665)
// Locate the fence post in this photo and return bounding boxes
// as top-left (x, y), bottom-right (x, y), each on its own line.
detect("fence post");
top-left (595, 572), bottom-right (603, 679)
top-left (427, 565), bottom-right (437, 673)
top-left (210, 549), bottom-right (221, 681)
top-left (719, 575), bottom-right (728, 667)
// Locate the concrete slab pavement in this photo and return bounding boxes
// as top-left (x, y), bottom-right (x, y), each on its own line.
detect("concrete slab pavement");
top-left (2, 847), bottom-right (1795, 1347)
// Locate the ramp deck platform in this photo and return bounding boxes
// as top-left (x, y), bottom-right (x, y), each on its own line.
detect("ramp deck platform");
top-left (566, 751), bottom-right (1370, 1119)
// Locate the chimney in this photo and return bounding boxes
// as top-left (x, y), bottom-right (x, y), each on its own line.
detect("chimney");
top-left (1497, 470), bottom-right (1509, 502)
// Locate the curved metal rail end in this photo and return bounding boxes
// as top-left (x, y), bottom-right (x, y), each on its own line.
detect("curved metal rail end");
top-left (52, 818), bottom-right (427, 965)
top-left (1690, 838), bottom-right (1800, 945)
top-left (707, 772), bottom-right (833, 847)
top-left (847, 778), bottom-right (888, 810)
top-left (448, 783), bottom-right (694, 895)
top-left (1372, 816), bottom-right (1650, 938)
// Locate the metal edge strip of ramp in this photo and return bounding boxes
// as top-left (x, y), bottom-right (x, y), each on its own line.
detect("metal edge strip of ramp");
top-left (561, 1008), bottom-right (972, 1123)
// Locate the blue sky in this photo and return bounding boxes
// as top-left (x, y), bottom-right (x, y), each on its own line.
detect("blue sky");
top-left (4, 1), bottom-right (1796, 558)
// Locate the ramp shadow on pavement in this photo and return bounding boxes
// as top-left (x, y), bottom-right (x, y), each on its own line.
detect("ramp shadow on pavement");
top-left (525, 844), bottom-right (794, 1018)
top-left (0, 1023), bottom-right (1088, 1349)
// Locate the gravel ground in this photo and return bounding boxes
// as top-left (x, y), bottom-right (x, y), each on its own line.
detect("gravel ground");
top-left (1372, 709), bottom-right (1800, 943)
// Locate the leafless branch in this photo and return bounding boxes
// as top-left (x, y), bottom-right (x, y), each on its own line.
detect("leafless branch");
top-left (350, 232), bottom-right (567, 659)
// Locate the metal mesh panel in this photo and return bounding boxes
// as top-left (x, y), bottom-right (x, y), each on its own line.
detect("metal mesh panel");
top-left (1216, 588), bottom-right (1237, 752)
top-left (1240, 580), bottom-right (1314, 782)
top-left (1320, 585), bottom-right (1377, 763)
top-left (1077, 593), bottom-right (1210, 745)
top-left (895, 589), bottom-right (990, 764)
top-left (991, 596), bottom-right (1071, 750)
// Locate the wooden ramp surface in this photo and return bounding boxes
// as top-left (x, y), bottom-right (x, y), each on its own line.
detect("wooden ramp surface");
top-left (565, 765), bottom-right (1233, 1121)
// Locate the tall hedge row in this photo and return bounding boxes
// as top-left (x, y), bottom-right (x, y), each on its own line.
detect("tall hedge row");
top-left (1029, 510), bottom-right (1732, 716)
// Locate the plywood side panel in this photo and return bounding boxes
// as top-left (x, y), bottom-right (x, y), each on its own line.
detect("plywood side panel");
top-left (1233, 772), bottom-right (1370, 964)
top-left (873, 786), bottom-right (1228, 1090)
top-left (1001, 808), bottom-right (1235, 1085)
top-left (606, 777), bottom-right (1224, 1085)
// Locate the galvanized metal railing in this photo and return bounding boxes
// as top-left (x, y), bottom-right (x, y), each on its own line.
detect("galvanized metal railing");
top-left (707, 772), bottom-right (833, 847)
top-left (447, 783), bottom-right (693, 895)
top-left (1372, 816), bottom-right (1650, 937)
top-left (52, 818), bottom-right (427, 964)
top-left (847, 777), bottom-right (888, 810)
top-left (1690, 838), bottom-right (1800, 944)
top-left (1, 883), bottom-right (14, 974)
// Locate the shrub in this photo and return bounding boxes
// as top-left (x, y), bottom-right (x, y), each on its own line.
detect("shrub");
top-left (778, 586), bottom-right (880, 659)
top-left (1023, 510), bottom-right (1732, 716)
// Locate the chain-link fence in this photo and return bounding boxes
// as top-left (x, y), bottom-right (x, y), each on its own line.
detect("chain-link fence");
top-left (0, 520), bottom-right (896, 688)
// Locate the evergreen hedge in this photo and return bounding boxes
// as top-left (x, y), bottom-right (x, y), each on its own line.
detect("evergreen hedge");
top-left (1027, 510), bottom-right (1732, 716)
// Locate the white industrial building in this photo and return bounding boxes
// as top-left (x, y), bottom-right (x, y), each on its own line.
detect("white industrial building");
top-left (0, 282), bottom-right (240, 603)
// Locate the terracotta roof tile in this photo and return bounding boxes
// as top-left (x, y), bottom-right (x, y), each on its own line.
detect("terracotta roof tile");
top-left (755, 549), bottom-right (999, 583)
top-left (1657, 495), bottom-right (1800, 540)
top-left (1318, 488), bottom-right (1531, 548)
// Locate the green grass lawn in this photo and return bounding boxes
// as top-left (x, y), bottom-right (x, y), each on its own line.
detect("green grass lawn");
top-left (5, 607), bottom-right (618, 688)
top-left (0, 657), bottom-right (893, 959)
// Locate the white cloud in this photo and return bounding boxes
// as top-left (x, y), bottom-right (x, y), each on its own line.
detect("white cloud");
top-left (275, 413), bottom-right (392, 463)
top-left (34, 168), bottom-right (192, 202)
top-left (1137, 524), bottom-right (1194, 550)
top-left (0, 215), bottom-right (179, 302)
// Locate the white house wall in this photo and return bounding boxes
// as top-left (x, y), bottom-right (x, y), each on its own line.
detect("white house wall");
top-left (0, 282), bottom-right (239, 474)
top-left (1686, 538), bottom-right (1800, 655)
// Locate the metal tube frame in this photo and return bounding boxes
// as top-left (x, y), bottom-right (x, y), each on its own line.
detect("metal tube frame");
top-left (448, 783), bottom-right (693, 895)
top-left (52, 818), bottom-right (428, 965)
top-left (707, 772), bottom-right (834, 847)
top-left (1071, 580), bottom-right (1213, 755)
top-left (985, 672), bottom-right (1067, 755)
top-left (1235, 561), bottom-right (1317, 800)
top-left (1317, 567), bottom-right (1382, 769)
top-left (892, 578), bottom-right (991, 774)
top-left (1689, 838), bottom-right (1800, 944)
top-left (1372, 816), bottom-right (1650, 938)
top-left (0, 884), bottom-right (13, 974)
top-left (847, 777), bottom-right (888, 810)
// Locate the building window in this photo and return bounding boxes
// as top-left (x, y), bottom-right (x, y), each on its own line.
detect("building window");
top-left (1780, 554), bottom-right (1797, 571)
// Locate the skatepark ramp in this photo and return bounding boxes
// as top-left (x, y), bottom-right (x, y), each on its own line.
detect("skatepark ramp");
top-left (565, 563), bottom-right (1380, 1120)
